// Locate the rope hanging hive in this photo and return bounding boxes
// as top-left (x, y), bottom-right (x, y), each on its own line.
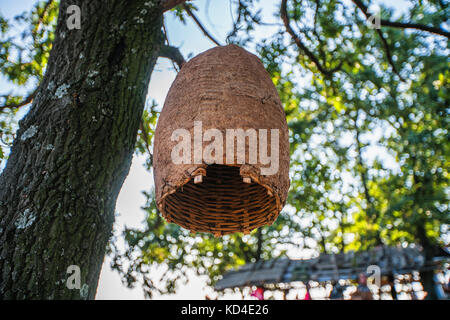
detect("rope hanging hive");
top-left (154, 44), bottom-right (290, 236)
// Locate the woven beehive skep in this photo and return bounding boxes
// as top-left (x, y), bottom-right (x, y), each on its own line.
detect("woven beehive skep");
top-left (153, 44), bottom-right (290, 235)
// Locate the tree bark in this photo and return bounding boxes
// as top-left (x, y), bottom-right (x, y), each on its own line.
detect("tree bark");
top-left (0, 0), bottom-right (164, 299)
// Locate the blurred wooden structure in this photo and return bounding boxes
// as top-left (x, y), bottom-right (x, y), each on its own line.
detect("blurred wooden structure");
top-left (215, 245), bottom-right (447, 290)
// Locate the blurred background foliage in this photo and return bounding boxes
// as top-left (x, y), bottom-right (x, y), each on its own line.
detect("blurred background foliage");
top-left (0, 0), bottom-right (58, 157)
top-left (0, 0), bottom-right (448, 299)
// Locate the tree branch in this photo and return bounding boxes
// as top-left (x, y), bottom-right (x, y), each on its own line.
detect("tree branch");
top-left (161, 0), bottom-right (189, 12)
top-left (0, 89), bottom-right (37, 111)
top-left (162, 23), bottom-right (180, 71)
top-left (352, 0), bottom-right (450, 39)
top-left (352, 0), bottom-right (409, 81)
top-left (159, 45), bottom-right (186, 69)
top-left (32, 0), bottom-right (55, 38)
top-left (280, 0), bottom-right (340, 77)
top-left (182, 3), bottom-right (222, 46)
top-left (368, 23), bottom-right (404, 81)
top-left (140, 120), bottom-right (154, 165)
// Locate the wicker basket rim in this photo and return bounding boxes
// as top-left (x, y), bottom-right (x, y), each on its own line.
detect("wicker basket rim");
top-left (156, 163), bottom-right (282, 213)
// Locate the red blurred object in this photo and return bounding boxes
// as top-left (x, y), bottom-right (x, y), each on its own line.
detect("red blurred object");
top-left (304, 291), bottom-right (311, 300)
top-left (251, 287), bottom-right (264, 300)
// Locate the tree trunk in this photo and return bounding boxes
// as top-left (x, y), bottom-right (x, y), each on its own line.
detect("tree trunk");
top-left (255, 228), bottom-right (262, 262)
top-left (0, 0), bottom-right (164, 299)
top-left (388, 274), bottom-right (397, 300)
top-left (421, 269), bottom-right (437, 300)
top-left (416, 223), bottom-right (438, 300)
top-left (353, 115), bottom-right (382, 246)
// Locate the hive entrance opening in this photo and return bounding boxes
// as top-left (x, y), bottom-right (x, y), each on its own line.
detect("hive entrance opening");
top-left (162, 165), bottom-right (278, 236)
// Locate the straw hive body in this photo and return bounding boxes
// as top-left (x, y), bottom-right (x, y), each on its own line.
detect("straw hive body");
top-left (153, 44), bottom-right (290, 236)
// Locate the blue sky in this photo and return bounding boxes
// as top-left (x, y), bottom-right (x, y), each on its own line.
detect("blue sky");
top-left (0, 0), bottom-right (412, 300)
